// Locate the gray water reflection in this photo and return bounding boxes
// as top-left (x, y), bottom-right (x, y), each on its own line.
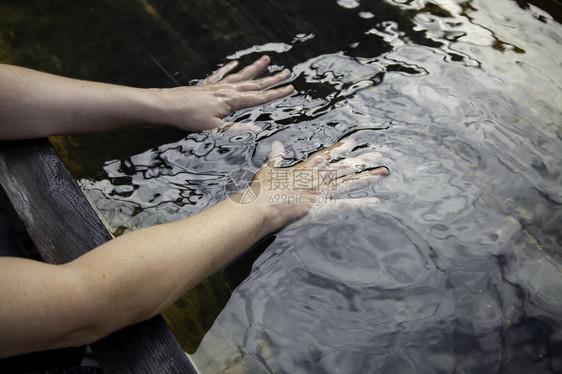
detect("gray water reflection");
top-left (80, 0), bottom-right (562, 372)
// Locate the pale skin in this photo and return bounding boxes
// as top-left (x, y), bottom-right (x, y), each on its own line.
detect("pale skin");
top-left (0, 56), bottom-right (294, 139)
top-left (0, 57), bottom-right (388, 358)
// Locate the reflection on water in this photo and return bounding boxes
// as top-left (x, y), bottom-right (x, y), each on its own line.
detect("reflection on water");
top-left (77, 0), bottom-right (562, 372)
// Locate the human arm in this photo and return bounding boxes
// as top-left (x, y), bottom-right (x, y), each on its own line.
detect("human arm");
top-left (0, 56), bottom-right (293, 140)
top-left (0, 139), bottom-right (388, 358)
top-left (0, 196), bottom-right (271, 358)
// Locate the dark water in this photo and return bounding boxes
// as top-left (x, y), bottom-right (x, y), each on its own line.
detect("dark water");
top-left (74, 0), bottom-right (562, 372)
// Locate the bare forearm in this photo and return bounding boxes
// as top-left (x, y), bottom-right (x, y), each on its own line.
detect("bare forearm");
top-left (0, 196), bottom-right (275, 357)
top-left (0, 64), bottom-right (158, 139)
top-left (66, 196), bottom-right (274, 337)
top-left (0, 58), bottom-right (294, 139)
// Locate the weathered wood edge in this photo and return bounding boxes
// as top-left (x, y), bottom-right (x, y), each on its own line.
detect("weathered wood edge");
top-left (0, 139), bottom-right (196, 374)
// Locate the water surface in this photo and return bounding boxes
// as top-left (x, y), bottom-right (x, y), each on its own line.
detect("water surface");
top-left (15, 0), bottom-right (561, 372)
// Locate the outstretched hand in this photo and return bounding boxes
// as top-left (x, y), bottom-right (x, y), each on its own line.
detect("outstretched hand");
top-left (245, 138), bottom-right (389, 231)
top-left (153, 56), bottom-right (294, 131)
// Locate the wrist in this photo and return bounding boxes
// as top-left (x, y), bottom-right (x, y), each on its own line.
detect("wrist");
top-left (142, 87), bottom-right (208, 131)
top-left (234, 188), bottom-right (309, 235)
top-left (224, 190), bottom-right (283, 236)
top-left (136, 88), bottom-right (170, 127)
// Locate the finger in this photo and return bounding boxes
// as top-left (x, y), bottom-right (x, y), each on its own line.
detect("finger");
top-left (235, 69), bottom-right (292, 91)
top-left (223, 55), bottom-right (271, 83)
top-left (303, 138), bottom-right (357, 169)
top-left (204, 60), bottom-right (240, 84)
top-left (218, 122), bottom-right (262, 135)
top-left (325, 152), bottom-right (383, 177)
top-left (267, 141), bottom-right (286, 167)
top-left (227, 85), bottom-right (295, 111)
top-left (324, 166), bottom-right (389, 196)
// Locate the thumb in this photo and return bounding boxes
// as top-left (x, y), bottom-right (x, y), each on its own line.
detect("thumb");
top-left (218, 122), bottom-right (262, 135)
top-left (267, 141), bottom-right (286, 167)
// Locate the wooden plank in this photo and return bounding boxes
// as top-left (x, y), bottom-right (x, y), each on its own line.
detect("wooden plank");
top-left (0, 138), bottom-right (196, 374)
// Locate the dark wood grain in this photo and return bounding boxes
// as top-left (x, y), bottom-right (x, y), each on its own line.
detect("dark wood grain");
top-left (0, 138), bottom-right (196, 374)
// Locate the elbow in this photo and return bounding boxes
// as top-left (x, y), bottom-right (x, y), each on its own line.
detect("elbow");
top-left (56, 322), bottom-right (112, 348)
top-left (54, 305), bottom-right (152, 349)
top-left (0, 320), bottom-right (112, 359)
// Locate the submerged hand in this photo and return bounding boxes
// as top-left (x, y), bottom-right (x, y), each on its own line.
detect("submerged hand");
top-left (244, 138), bottom-right (389, 231)
top-left (152, 55), bottom-right (294, 131)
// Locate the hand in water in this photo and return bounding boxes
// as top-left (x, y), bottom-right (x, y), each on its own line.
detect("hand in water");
top-left (153, 55), bottom-right (294, 131)
top-left (247, 138), bottom-right (389, 231)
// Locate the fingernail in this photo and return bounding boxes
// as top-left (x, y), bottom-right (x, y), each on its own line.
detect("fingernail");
top-left (378, 166), bottom-right (390, 176)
